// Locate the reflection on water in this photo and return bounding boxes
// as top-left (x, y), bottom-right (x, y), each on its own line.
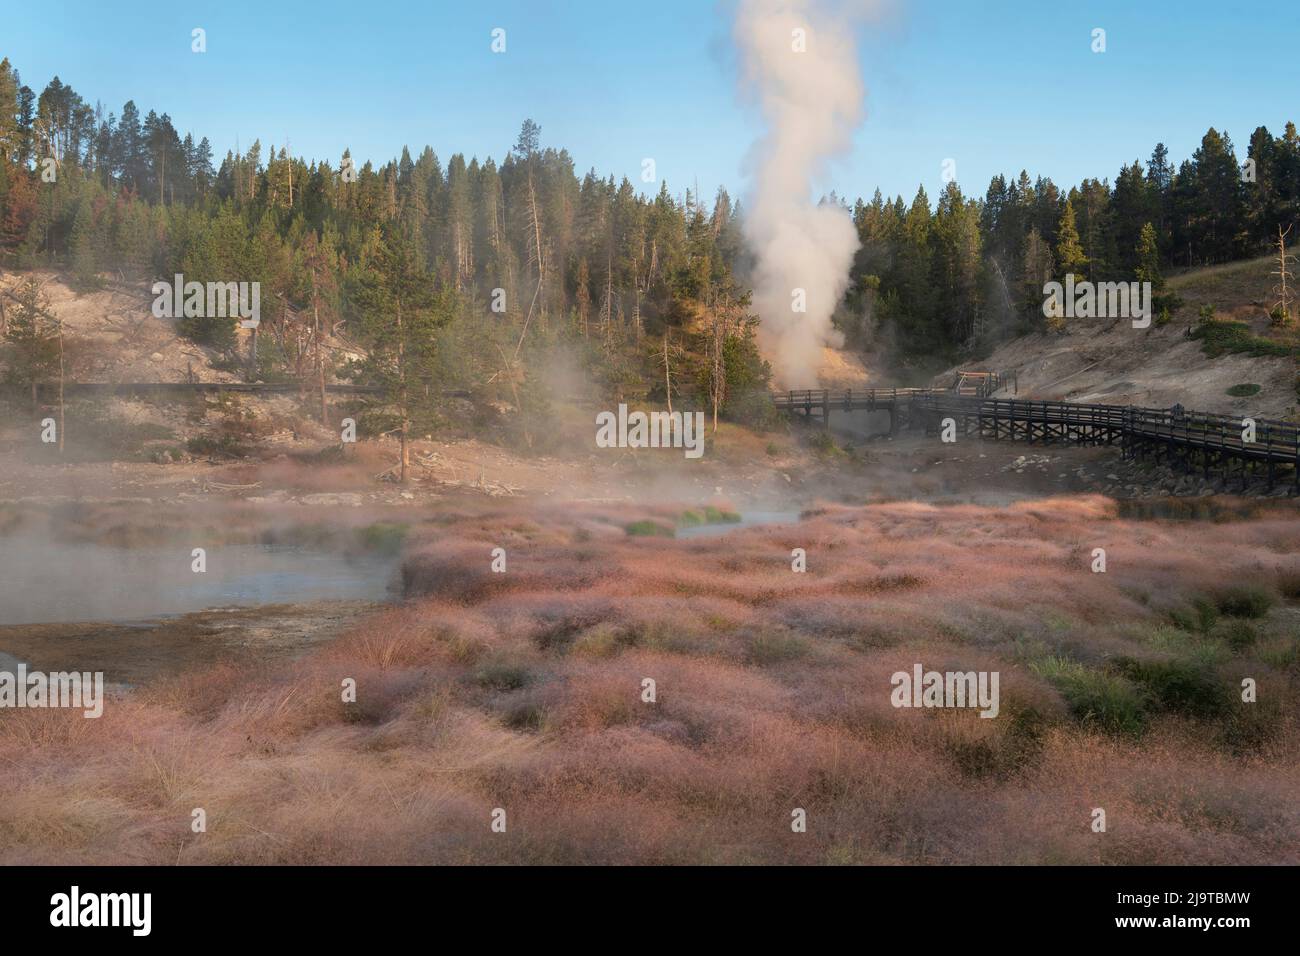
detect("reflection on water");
top-left (0, 538), bottom-right (399, 626)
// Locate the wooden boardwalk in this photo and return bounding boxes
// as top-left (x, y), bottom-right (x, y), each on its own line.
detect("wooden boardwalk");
top-left (775, 378), bottom-right (1300, 492)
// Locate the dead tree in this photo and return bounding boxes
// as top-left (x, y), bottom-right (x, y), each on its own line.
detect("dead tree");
top-left (660, 328), bottom-right (683, 415)
top-left (1271, 225), bottom-right (1295, 326)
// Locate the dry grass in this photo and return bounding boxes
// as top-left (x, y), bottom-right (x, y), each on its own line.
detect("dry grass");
top-left (2, 494), bottom-right (1297, 864)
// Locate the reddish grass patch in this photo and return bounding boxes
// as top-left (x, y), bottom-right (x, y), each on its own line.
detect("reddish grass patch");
top-left (2, 495), bottom-right (1296, 864)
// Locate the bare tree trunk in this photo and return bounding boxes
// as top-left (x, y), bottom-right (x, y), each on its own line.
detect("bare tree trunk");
top-left (1272, 225), bottom-right (1295, 325)
top-left (315, 299), bottom-right (328, 425)
top-left (526, 172), bottom-right (546, 330)
top-left (602, 250), bottom-right (613, 349)
top-left (663, 331), bottom-right (672, 415)
top-left (397, 300), bottom-right (408, 483)
top-left (57, 318), bottom-right (65, 454)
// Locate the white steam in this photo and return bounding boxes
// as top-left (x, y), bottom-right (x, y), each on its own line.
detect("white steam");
top-left (734, 0), bottom-right (869, 387)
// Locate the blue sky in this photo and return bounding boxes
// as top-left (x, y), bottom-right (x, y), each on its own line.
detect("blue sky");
top-left (6, 0), bottom-right (1298, 207)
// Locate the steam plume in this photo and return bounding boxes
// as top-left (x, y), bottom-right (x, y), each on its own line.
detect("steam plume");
top-left (734, 0), bottom-right (869, 386)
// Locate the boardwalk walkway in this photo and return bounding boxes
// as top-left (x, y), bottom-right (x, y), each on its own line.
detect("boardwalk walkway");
top-left (774, 375), bottom-right (1299, 492)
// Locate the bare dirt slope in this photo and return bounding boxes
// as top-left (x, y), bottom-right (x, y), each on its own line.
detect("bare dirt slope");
top-left (0, 269), bottom-right (364, 384)
top-left (950, 257), bottom-right (1298, 419)
top-left (1, 270), bottom-right (241, 383)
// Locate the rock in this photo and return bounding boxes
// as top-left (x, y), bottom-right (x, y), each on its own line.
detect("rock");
top-left (298, 492), bottom-right (363, 507)
top-left (149, 352), bottom-right (164, 362)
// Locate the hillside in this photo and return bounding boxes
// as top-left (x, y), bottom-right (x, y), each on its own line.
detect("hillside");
top-left (0, 269), bottom-right (364, 385)
top-left (958, 256), bottom-right (1299, 420)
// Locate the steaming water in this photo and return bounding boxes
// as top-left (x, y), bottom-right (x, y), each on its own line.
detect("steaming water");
top-left (676, 511), bottom-right (800, 538)
top-left (0, 537), bottom-right (399, 626)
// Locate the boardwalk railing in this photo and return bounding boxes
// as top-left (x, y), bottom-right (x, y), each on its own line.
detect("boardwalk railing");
top-left (948, 369), bottom-right (1018, 397)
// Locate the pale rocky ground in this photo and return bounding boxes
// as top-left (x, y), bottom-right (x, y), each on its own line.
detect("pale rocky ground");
top-left (951, 257), bottom-right (1298, 420)
top-left (0, 269), bottom-right (364, 384)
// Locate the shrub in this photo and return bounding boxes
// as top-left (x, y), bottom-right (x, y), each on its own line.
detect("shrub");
top-left (807, 430), bottom-right (838, 456)
top-left (1115, 655), bottom-right (1229, 718)
top-left (745, 630), bottom-right (808, 665)
top-left (1030, 657), bottom-right (1148, 736)
top-left (1257, 638), bottom-right (1300, 671)
top-left (1169, 597), bottom-right (1219, 633)
top-left (504, 701), bottom-right (546, 732)
top-left (1225, 383), bottom-right (1261, 397)
top-left (473, 662), bottom-right (532, 691)
top-left (1211, 618), bottom-right (1259, 651)
top-left (357, 522), bottom-right (408, 555)
top-left (1214, 586), bottom-right (1275, 619)
top-left (1188, 318), bottom-right (1294, 358)
top-left (185, 434), bottom-right (249, 458)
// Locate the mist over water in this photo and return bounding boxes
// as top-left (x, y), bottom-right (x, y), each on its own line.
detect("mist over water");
top-left (734, 0), bottom-right (871, 386)
top-left (0, 538), bottom-right (399, 626)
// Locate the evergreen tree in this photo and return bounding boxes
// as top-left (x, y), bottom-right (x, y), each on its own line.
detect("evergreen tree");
top-left (350, 228), bottom-right (450, 480)
top-left (1055, 199), bottom-right (1087, 279)
top-left (2, 277), bottom-right (60, 400)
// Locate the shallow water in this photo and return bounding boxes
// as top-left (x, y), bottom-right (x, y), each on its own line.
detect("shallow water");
top-left (676, 511), bottom-right (801, 538)
top-left (0, 537), bottom-right (399, 626)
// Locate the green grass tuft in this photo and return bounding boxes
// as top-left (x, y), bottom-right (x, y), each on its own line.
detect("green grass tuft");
top-left (624, 520), bottom-right (676, 538)
top-left (1030, 656), bottom-right (1149, 736)
top-left (1189, 319), bottom-right (1294, 358)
